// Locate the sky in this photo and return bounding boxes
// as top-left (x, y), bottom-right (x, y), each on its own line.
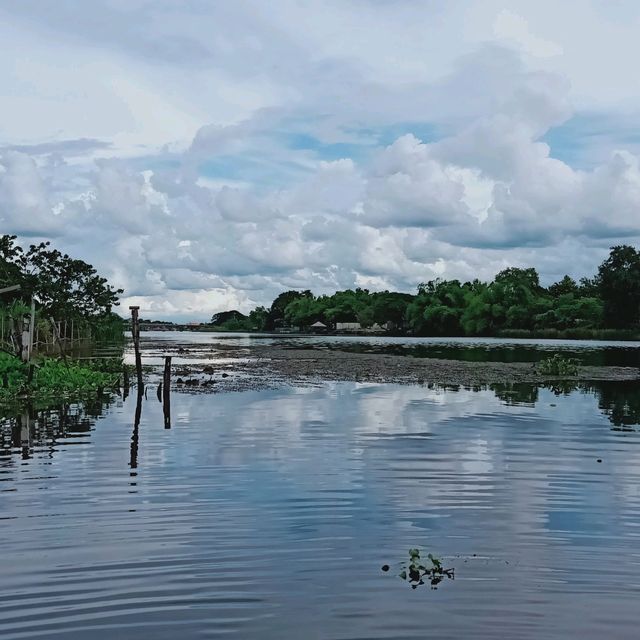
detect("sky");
top-left (2, 0), bottom-right (640, 321)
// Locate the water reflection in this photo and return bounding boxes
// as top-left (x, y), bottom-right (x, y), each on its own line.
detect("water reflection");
top-left (2, 381), bottom-right (640, 639)
top-left (491, 380), bottom-right (640, 428)
top-left (2, 381), bottom-right (639, 469)
top-left (0, 394), bottom-right (116, 464)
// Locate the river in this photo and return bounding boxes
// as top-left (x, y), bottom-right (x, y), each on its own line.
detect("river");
top-left (1, 334), bottom-right (640, 638)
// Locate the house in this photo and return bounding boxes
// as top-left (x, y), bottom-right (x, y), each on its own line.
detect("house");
top-left (335, 321), bottom-right (391, 334)
top-left (310, 321), bottom-right (328, 333)
top-left (335, 322), bottom-right (361, 332)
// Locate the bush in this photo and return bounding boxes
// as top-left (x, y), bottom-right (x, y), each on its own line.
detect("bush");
top-left (536, 354), bottom-right (579, 376)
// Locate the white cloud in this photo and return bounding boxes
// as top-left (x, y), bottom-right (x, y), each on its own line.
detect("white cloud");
top-left (1, 1), bottom-right (640, 320)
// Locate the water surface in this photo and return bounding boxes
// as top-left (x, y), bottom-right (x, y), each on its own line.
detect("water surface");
top-left (138, 330), bottom-right (640, 367)
top-left (2, 379), bottom-right (640, 639)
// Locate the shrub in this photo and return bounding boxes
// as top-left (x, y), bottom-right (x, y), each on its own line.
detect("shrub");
top-left (536, 354), bottom-right (579, 376)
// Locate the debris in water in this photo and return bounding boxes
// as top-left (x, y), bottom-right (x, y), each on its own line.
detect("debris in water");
top-left (382, 549), bottom-right (454, 590)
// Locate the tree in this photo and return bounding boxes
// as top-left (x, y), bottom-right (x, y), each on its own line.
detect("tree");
top-left (284, 296), bottom-right (323, 327)
top-left (248, 306), bottom-right (269, 331)
top-left (370, 291), bottom-right (413, 327)
top-left (548, 275), bottom-right (579, 298)
top-left (210, 310), bottom-right (247, 326)
top-left (266, 290), bottom-right (312, 329)
top-left (408, 279), bottom-right (468, 335)
top-left (0, 235), bottom-right (122, 317)
top-left (597, 245), bottom-right (640, 328)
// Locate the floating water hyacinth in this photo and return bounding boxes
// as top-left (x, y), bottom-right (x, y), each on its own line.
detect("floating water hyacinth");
top-left (382, 549), bottom-right (454, 590)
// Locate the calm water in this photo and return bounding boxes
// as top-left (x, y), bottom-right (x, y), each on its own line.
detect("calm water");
top-left (2, 378), bottom-right (640, 639)
top-left (138, 331), bottom-right (640, 367)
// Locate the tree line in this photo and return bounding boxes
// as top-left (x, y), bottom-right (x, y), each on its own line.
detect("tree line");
top-left (211, 245), bottom-right (640, 337)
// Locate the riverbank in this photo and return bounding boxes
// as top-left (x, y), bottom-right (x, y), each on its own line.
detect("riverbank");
top-left (136, 338), bottom-right (640, 394)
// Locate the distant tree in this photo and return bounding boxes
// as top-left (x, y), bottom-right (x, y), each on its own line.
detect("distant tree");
top-left (597, 245), bottom-right (640, 328)
top-left (548, 275), bottom-right (579, 298)
top-left (370, 291), bottom-right (413, 327)
top-left (408, 279), bottom-right (468, 335)
top-left (210, 310), bottom-right (247, 326)
top-left (284, 296), bottom-right (323, 327)
top-left (248, 306), bottom-right (269, 331)
top-left (266, 290), bottom-right (312, 329)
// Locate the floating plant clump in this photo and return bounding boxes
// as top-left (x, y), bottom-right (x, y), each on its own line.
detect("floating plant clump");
top-left (382, 548), bottom-right (454, 590)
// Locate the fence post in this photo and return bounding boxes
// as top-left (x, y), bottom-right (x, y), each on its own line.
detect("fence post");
top-left (130, 306), bottom-right (144, 391)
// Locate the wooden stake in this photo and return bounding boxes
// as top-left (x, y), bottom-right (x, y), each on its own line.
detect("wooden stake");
top-left (163, 355), bottom-right (171, 429)
top-left (130, 389), bottom-right (143, 470)
top-left (130, 306), bottom-right (143, 390)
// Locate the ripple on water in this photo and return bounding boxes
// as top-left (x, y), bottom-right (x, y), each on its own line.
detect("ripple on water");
top-left (1, 381), bottom-right (640, 639)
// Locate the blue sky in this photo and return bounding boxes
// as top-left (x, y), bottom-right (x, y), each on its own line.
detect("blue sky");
top-left (1, 1), bottom-right (640, 320)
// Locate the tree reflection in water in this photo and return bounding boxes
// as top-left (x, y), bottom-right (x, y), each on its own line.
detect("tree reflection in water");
top-left (1, 379), bottom-right (638, 468)
top-left (491, 380), bottom-right (640, 429)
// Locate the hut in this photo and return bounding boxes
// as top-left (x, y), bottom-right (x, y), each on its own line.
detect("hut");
top-left (309, 321), bottom-right (328, 334)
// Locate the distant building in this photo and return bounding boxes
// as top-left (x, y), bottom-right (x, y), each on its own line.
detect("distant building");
top-left (335, 322), bottom-right (390, 333)
top-left (335, 322), bottom-right (361, 332)
top-left (310, 321), bottom-right (328, 333)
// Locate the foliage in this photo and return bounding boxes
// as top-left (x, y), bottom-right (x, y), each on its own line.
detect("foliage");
top-left (536, 354), bottom-right (579, 377)
top-left (266, 290), bottom-right (313, 329)
top-left (0, 235), bottom-right (122, 317)
top-left (0, 352), bottom-right (27, 387)
top-left (383, 548), bottom-right (454, 590)
top-left (0, 353), bottom-right (121, 407)
top-left (210, 310), bottom-right (247, 326)
top-left (91, 313), bottom-right (126, 343)
top-left (33, 360), bottom-right (120, 394)
top-left (210, 245), bottom-right (640, 337)
top-left (596, 245), bottom-right (640, 329)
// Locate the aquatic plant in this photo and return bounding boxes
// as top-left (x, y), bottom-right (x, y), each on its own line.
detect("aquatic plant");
top-left (382, 548), bottom-right (454, 589)
top-left (0, 353), bottom-right (122, 408)
top-left (536, 354), bottom-right (579, 376)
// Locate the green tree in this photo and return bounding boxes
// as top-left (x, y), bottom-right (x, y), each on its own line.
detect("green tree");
top-left (248, 306), bottom-right (269, 331)
top-left (284, 296), bottom-right (324, 327)
top-left (407, 279), bottom-right (468, 335)
top-left (597, 245), bottom-right (640, 328)
top-left (0, 235), bottom-right (122, 317)
top-left (267, 290), bottom-right (312, 329)
top-left (548, 275), bottom-right (579, 298)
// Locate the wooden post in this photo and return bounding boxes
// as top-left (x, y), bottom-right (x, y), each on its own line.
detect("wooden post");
top-left (20, 314), bottom-right (30, 362)
top-left (20, 410), bottom-right (31, 459)
top-left (50, 317), bottom-right (68, 365)
top-left (130, 389), bottom-right (143, 470)
top-left (123, 366), bottom-right (130, 400)
top-left (163, 355), bottom-right (171, 429)
top-left (28, 298), bottom-right (35, 360)
top-left (130, 306), bottom-right (144, 391)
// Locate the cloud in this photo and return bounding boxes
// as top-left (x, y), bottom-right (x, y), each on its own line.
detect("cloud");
top-left (1, 2), bottom-right (640, 320)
